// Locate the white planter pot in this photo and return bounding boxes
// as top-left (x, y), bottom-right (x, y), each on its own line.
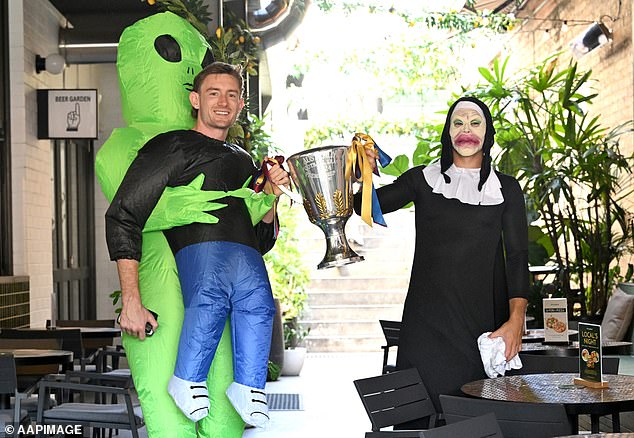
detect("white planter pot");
top-left (281, 347), bottom-right (306, 376)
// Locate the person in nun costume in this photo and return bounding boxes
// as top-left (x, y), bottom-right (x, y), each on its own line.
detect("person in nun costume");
top-left (355, 96), bottom-right (529, 426)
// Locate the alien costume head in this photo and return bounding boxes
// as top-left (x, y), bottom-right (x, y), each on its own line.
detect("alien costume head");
top-left (440, 96), bottom-right (496, 191)
top-left (117, 11), bottom-right (214, 128)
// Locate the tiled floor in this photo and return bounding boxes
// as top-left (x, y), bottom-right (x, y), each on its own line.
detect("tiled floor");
top-left (243, 352), bottom-right (381, 438)
top-left (118, 352), bottom-right (382, 438)
top-left (116, 353), bottom-right (634, 437)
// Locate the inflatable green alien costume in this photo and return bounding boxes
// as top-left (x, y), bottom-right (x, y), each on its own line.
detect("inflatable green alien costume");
top-left (96, 12), bottom-right (272, 437)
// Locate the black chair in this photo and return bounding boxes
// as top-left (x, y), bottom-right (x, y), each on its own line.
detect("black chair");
top-left (0, 353), bottom-right (32, 430)
top-left (509, 353), bottom-right (620, 375)
top-left (354, 368), bottom-right (438, 437)
top-left (440, 394), bottom-right (575, 438)
top-left (379, 320), bottom-right (401, 374)
top-left (48, 319), bottom-right (117, 357)
top-left (36, 371), bottom-right (143, 438)
top-left (420, 413), bottom-right (503, 438)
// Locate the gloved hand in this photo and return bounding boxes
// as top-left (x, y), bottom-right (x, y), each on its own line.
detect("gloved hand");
top-left (233, 176), bottom-right (277, 225)
top-left (143, 173), bottom-right (227, 232)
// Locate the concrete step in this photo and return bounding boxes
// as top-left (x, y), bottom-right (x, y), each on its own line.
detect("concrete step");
top-left (309, 276), bottom-right (409, 291)
top-left (303, 304), bottom-right (403, 321)
top-left (306, 335), bottom-right (387, 353)
top-left (308, 289), bottom-right (407, 306)
top-left (307, 257), bottom-right (412, 278)
top-left (302, 320), bottom-right (385, 337)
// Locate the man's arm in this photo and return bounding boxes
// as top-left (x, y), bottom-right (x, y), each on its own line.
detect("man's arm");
top-left (116, 259), bottom-right (157, 340)
top-left (106, 133), bottom-right (183, 339)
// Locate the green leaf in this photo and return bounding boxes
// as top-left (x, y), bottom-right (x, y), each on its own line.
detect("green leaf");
top-left (478, 66), bottom-right (495, 84)
top-left (381, 154), bottom-right (409, 176)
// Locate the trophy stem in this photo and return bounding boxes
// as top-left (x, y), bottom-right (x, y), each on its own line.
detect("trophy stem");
top-left (316, 218), bottom-right (364, 270)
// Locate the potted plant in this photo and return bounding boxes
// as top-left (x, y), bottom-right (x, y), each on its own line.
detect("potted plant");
top-left (263, 198), bottom-right (311, 375)
top-left (281, 318), bottom-right (310, 376)
top-left (469, 56), bottom-right (634, 319)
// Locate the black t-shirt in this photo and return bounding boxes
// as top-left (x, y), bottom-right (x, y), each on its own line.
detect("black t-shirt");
top-left (106, 130), bottom-right (275, 261)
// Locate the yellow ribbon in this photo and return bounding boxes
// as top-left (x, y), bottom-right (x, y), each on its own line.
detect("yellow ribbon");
top-left (346, 133), bottom-right (377, 227)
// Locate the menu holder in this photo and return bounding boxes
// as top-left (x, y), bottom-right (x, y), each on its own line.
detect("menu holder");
top-left (573, 323), bottom-right (608, 389)
top-left (543, 298), bottom-right (570, 345)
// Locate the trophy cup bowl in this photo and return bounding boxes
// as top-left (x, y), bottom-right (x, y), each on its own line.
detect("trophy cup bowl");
top-left (287, 145), bottom-right (364, 270)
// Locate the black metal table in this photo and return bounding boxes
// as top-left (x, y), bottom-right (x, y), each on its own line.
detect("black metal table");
top-left (522, 341), bottom-right (632, 356)
top-left (462, 373), bottom-right (634, 433)
top-left (523, 329), bottom-right (579, 343)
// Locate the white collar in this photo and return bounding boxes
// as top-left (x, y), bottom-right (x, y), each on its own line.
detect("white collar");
top-left (422, 161), bottom-right (504, 206)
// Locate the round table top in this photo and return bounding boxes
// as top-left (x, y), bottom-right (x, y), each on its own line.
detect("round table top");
top-left (522, 341), bottom-right (632, 354)
top-left (555, 434), bottom-right (634, 437)
top-left (523, 329), bottom-right (578, 343)
top-left (462, 373), bottom-right (634, 406)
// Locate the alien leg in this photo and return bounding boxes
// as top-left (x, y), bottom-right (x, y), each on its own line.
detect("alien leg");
top-left (224, 246), bottom-right (275, 428)
top-left (169, 242), bottom-right (231, 422)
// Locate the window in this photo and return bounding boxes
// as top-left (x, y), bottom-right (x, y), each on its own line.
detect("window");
top-left (52, 139), bottom-right (96, 319)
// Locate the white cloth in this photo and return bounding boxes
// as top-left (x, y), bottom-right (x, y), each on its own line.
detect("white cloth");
top-left (477, 332), bottom-right (523, 378)
top-left (422, 161), bottom-right (504, 206)
top-left (451, 101), bottom-right (485, 120)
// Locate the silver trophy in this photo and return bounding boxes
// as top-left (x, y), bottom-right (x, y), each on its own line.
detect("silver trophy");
top-left (287, 145), bottom-right (364, 270)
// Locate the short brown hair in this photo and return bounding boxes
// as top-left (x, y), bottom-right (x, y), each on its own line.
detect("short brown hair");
top-left (191, 62), bottom-right (244, 118)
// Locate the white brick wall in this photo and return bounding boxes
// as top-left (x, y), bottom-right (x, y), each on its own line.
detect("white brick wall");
top-left (10, 0), bottom-right (109, 325)
top-left (93, 63), bottom-right (123, 319)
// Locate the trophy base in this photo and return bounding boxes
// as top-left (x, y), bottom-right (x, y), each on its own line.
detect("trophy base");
top-left (318, 254), bottom-right (365, 270)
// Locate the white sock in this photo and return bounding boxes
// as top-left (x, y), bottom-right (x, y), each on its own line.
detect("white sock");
top-left (167, 375), bottom-right (210, 422)
top-left (225, 381), bottom-right (269, 428)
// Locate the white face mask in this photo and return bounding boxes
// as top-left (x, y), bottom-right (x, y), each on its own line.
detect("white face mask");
top-left (449, 109), bottom-right (486, 157)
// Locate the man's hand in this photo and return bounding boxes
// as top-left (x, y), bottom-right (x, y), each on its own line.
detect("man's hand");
top-left (263, 158), bottom-right (290, 198)
top-left (364, 147), bottom-right (378, 173)
top-left (119, 298), bottom-right (158, 341)
top-left (489, 297), bottom-right (527, 361)
top-left (115, 259), bottom-right (158, 341)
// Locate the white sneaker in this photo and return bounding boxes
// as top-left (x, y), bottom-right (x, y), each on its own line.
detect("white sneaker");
top-left (167, 375), bottom-right (210, 422)
top-left (225, 381), bottom-right (270, 428)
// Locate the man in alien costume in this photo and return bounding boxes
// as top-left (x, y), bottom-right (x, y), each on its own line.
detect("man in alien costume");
top-left (96, 12), bottom-right (273, 437)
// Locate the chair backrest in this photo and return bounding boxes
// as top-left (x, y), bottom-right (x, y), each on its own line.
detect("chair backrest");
top-left (354, 368), bottom-right (437, 431)
top-left (0, 352), bottom-right (18, 395)
top-left (440, 394), bottom-right (575, 438)
top-left (0, 328), bottom-right (83, 356)
top-left (379, 320), bottom-right (401, 347)
top-left (618, 282), bottom-right (634, 345)
top-left (511, 353), bottom-right (619, 375)
top-left (0, 328), bottom-right (62, 349)
top-left (47, 320), bottom-right (116, 355)
top-left (420, 412), bottom-right (503, 438)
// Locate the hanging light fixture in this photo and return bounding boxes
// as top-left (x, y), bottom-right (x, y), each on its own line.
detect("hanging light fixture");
top-left (569, 21), bottom-right (612, 58)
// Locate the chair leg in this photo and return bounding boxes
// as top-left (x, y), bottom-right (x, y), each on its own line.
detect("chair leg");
top-left (381, 347), bottom-right (389, 374)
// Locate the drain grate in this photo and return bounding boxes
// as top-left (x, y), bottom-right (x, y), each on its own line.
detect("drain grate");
top-left (267, 393), bottom-right (304, 411)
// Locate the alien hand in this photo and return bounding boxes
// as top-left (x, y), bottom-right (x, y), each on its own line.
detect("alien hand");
top-left (143, 174), bottom-right (228, 232)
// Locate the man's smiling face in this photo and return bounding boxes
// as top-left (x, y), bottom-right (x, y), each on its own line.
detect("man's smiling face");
top-left (190, 73), bottom-right (244, 133)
